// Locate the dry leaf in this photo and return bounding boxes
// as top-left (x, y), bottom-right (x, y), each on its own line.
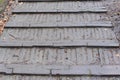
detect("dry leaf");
top-left (19, 2), bottom-right (23, 5)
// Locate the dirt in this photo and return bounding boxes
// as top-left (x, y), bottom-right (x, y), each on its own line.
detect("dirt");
top-left (0, 0), bottom-right (8, 15)
top-left (107, 1), bottom-right (120, 42)
top-left (0, 0), bottom-right (13, 35)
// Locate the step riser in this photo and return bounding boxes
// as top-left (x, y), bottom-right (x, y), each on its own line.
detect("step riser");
top-left (0, 40), bottom-right (119, 47)
top-left (12, 11), bottom-right (107, 14)
top-left (1, 75), bottom-right (120, 80)
top-left (18, 0), bottom-right (101, 2)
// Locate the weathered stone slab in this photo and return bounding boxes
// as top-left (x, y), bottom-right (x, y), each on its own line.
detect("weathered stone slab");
top-left (5, 13), bottom-right (112, 28)
top-left (0, 64), bottom-right (5, 73)
top-left (0, 40), bottom-right (119, 47)
top-left (57, 21), bottom-right (112, 27)
top-left (5, 21), bottom-right (112, 28)
top-left (1, 64), bottom-right (120, 75)
top-left (6, 64), bottom-right (50, 75)
top-left (13, 3), bottom-right (107, 13)
top-left (52, 65), bottom-right (120, 75)
top-left (0, 64), bottom-right (12, 74)
top-left (0, 41), bottom-right (22, 47)
top-left (87, 40), bottom-right (119, 47)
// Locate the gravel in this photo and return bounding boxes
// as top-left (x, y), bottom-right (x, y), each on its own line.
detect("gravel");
top-left (107, 0), bottom-right (120, 42)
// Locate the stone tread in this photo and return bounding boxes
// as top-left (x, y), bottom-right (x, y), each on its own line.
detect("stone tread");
top-left (0, 48), bottom-right (120, 65)
top-left (0, 28), bottom-right (119, 47)
top-left (5, 13), bottom-right (111, 28)
top-left (13, 2), bottom-right (107, 13)
top-left (1, 28), bottom-right (117, 41)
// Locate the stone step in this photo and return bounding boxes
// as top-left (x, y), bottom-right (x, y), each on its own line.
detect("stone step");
top-left (5, 14), bottom-right (111, 28)
top-left (13, 2), bottom-right (107, 13)
top-left (1, 28), bottom-right (117, 45)
top-left (1, 0), bottom-right (120, 78)
top-left (1, 64), bottom-right (120, 75)
top-left (0, 47), bottom-right (120, 65)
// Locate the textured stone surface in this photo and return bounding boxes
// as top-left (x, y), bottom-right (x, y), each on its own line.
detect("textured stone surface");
top-left (0, 48), bottom-right (120, 65)
top-left (0, 0), bottom-right (120, 78)
top-left (13, 2), bottom-right (107, 13)
top-left (1, 64), bottom-right (120, 75)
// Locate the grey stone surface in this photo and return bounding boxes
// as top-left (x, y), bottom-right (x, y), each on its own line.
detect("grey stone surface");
top-left (52, 65), bottom-right (120, 75)
top-left (1, 64), bottom-right (120, 75)
top-left (5, 13), bottom-right (110, 28)
top-left (0, 40), bottom-right (119, 47)
top-left (0, 0), bottom-right (120, 78)
top-left (7, 64), bottom-right (50, 75)
top-left (0, 64), bottom-right (5, 73)
top-left (0, 47), bottom-right (120, 65)
top-left (13, 2), bottom-right (107, 13)
top-left (1, 28), bottom-right (117, 42)
top-left (0, 41), bottom-right (22, 47)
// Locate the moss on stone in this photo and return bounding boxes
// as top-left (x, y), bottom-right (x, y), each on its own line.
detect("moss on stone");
top-left (0, 0), bottom-right (8, 13)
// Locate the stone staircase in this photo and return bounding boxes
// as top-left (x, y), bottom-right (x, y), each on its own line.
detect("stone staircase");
top-left (0, 0), bottom-right (120, 79)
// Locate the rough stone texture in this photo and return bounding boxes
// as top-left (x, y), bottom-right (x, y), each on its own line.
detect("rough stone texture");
top-left (0, 74), bottom-right (120, 80)
top-left (0, 0), bottom-right (120, 79)
top-left (0, 40), bottom-right (119, 47)
top-left (12, 2), bottom-right (107, 13)
top-left (0, 47), bottom-right (120, 65)
top-left (5, 13), bottom-right (110, 28)
top-left (0, 28), bottom-right (118, 42)
top-left (1, 64), bottom-right (120, 75)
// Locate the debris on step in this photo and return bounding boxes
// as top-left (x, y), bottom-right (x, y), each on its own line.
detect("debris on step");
top-left (0, 0), bottom-right (14, 35)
